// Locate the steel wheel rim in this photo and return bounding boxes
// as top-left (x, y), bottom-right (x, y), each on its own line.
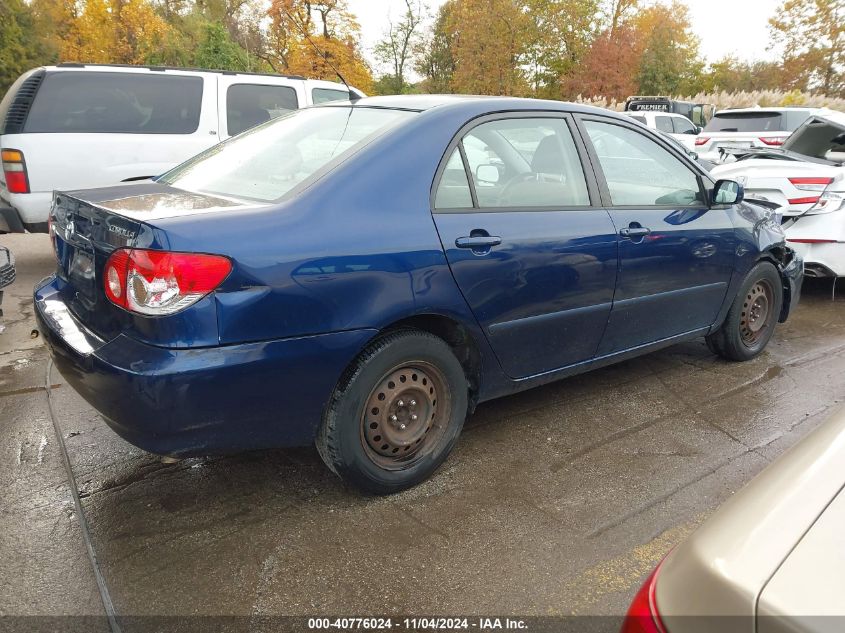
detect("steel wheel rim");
top-left (740, 279), bottom-right (774, 347)
top-left (360, 361), bottom-right (451, 471)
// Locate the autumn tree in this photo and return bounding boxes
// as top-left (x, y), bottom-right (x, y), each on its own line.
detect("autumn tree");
top-left (633, 1), bottom-right (702, 95)
top-left (563, 24), bottom-right (640, 98)
top-left (700, 56), bottom-right (785, 93)
top-left (62, 0), bottom-right (172, 65)
top-left (524, 0), bottom-right (601, 99)
top-left (444, 0), bottom-right (532, 96)
top-left (769, 0), bottom-right (844, 96)
top-left (266, 0), bottom-right (373, 91)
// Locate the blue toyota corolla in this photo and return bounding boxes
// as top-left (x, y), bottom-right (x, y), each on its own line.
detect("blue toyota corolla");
top-left (35, 96), bottom-right (802, 493)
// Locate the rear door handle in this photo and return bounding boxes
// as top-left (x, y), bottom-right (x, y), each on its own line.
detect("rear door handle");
top-left (455, 236), bottom-right (502, 249)
top-left (619, 227), bottom-right (651, 239)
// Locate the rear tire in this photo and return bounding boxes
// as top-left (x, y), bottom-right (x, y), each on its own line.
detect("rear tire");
top-left (706, 261), bottom-right (783, 362)
top-left (316, 329), bottom-right (468, 494)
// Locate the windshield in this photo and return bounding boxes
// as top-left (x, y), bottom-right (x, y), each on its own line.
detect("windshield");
top-left (160, 107), bottom-right (415, 202)
top-left (704, 112), bottom-right (787, 133)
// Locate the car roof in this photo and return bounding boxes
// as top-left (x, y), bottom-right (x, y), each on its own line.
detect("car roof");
top-left (329, 94), bottom-right (618, 117)
top-left (715, 106), bottom-right (823, 115)
top-left (42, 62), bottom-right (310, 81)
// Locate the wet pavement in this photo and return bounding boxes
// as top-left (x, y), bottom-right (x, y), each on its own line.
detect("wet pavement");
top-left (2, 232), bottom-right (844, 628)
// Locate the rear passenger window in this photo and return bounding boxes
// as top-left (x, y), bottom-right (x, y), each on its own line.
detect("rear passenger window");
top-left (655, 116), bottom-right (674, 133)
top-left (312, 88), bottom-right (350, 104)
top-left (227, 84), bottom-right (298, 136)
top-left (461, 118), bottom-right (590, 208)
top-left (672, 117), bottom-right (696, 134)
top-left (434, 148), bottom-right (473, 209)
top-left (24, 71), bottom-right (203, 134)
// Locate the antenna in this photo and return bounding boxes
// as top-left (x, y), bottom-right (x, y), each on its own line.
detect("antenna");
top-left (281, 8), bottom-right (361, 102)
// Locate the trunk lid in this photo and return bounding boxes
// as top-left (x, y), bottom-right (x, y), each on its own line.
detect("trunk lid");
top-left (781, 112), bottom-right (845, 162)
top-left (51, 182), bottom-right (245, 343)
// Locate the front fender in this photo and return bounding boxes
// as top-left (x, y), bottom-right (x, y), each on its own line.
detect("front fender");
top-left (712, 201), bottom-right (802, 331)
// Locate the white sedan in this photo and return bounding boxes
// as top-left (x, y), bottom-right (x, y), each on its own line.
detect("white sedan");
top-left (711, 111), bottom-right (845, 278)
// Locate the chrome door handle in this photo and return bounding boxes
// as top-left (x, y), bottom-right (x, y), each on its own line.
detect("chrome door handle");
top-left (455, 236), bottom-right (502, 249)
top-left (619, 227), bottom-right (651, 239)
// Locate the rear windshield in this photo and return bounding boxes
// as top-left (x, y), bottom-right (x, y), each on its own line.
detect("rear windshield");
top-left (24, 71), bottom-right (203, 134)
top-left (159, 106), bottom-right (415, 202)
top-left (704, 112), bottom-right (786, 133)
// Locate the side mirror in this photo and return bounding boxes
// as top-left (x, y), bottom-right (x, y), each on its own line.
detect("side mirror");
top-left (712, 179), bottom-right (744, 206)
top-left (476, 164), bottom-right (500, 184)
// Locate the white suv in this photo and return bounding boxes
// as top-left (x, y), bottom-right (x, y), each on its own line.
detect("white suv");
top-left (624, 110), bottom-right (701, 150)
top-left (695, 107), bottom-right (828, 163)
top-left (0, 64), bottom-right (364, 232)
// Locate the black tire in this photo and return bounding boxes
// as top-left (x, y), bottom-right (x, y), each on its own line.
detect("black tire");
top-left (706, 261), bottom-right (783, 362)
top-left (316, 329), bottom-right (468, 494)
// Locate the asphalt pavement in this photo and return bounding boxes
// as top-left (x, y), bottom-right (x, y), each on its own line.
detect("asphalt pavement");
top-left (2, 232), bottom-right (844, 631)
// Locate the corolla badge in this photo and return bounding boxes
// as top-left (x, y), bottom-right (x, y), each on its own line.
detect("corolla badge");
top-left (109, 224), bottom-right (136, 240)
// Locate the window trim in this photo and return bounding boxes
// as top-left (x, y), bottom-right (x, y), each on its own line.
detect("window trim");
top-left (225, 82), bottom-right (299, 137)
top-left (573, 114), bottom-right (713, 210)
top-left (430, 111), bottom-right (603, 214)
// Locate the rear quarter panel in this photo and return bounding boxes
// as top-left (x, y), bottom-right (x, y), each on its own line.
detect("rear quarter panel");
top-left (147, 106), bottom-right (506, 396)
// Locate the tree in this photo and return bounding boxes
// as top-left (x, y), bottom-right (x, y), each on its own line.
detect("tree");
top-left (605, 0), bottom-right (638, 35)
top-left (61, 0), bottom-right (172, 65)
top-left (445, 0), bottom-right (532, 96)
top-left (414, 0), bottom-right (457, 92)
top-left (193, 22), bottom-right (251, 70)
top-left (633, 1), bottom-right (702, 95)
top-left (266, 0), bottom-right (374, 91)
top-left (769, 0), bottom-right (845, 96)
top-left (0, 0), bottom-right (35, 95)
top-left (373, 0), bottom-right (427, 94)
top-left (563, 24), bottom-right (640, 98)
top-left (524, 0), bottom-right (602, 99)
top-left (700, 56), bottom-right (785, 93)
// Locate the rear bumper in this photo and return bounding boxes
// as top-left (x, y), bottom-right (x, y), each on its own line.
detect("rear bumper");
top-left (35, 276), bottom-right (376, 455)
top-left (0, 191), bottom-right (51, 232)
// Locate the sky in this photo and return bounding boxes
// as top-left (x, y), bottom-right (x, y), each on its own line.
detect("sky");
top-left (348, 0), bottom-right (785, 75)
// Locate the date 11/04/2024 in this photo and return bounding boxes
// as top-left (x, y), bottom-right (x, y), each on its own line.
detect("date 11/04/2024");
top-left (307, 617), bottom-right (529, 630)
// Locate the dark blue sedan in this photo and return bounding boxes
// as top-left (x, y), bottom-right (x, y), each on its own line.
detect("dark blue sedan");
top-left (35, 96), bottom-right (803, 493)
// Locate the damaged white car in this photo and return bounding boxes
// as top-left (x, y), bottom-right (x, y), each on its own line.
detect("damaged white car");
top-left (711, 111), bottom-right (845, 278)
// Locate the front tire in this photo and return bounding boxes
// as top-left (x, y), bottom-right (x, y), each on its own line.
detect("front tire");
top-left (316, 329), bottom-right (468, 494)
top-left (706, 261), bottom-right (783, 362)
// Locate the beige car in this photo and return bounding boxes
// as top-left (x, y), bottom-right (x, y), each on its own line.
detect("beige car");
top-left (623, 409), bottom-right (845, 633)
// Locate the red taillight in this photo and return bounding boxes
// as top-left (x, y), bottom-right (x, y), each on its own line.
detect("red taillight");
top-left (1, 149), bottom-right (29, 194)
top-left (789, 177), bottom-right (834, 188)
top-left (787, 238), bottom-right (837, 244)
top-left (694, 137), bottom-right (709, 146)
top-left (787, 196), bottom-right (822, 205)
top-left (620, 564), bottom-right (667, 633)
top-left (759, 136), bottom-right (786, 146)
top-left (104, 249), bottom-right (232, 315)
